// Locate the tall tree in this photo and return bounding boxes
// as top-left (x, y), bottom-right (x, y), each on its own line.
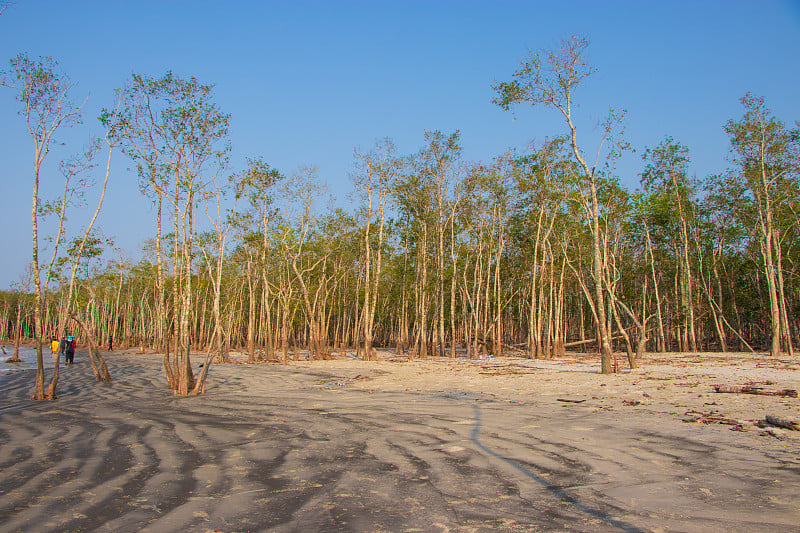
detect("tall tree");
top-left (415, 131), bottom-right (461, 357)
top-left (2, 54), bottom-right (84, 399)
top-left (281, 166), bottom-right (330, 359)
top-left (725, 94), bottom-right (800, 356)
top-left (105, 72), bottom-right (230, 394)
top-left (352, 139), bottom-right (399, 360)
top-left (494, 35), bottom-right (626, 373)
top-left (508, 139), bottom-right (568, 358)
top-left (193, 175), bottom-right (237, 394)
top-left (641, 137), bottom-right (698, 351)
top-left (234, 158), bottom-right (283, 361)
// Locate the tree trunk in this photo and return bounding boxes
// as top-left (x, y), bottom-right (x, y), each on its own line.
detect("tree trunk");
top-left (69, 312), bottom-right (111, 382)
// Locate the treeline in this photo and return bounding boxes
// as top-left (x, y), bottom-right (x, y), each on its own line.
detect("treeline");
top-left (4, 107), bottom-right (798, 364)
top-left (3, 36), bottom-right (798, 398)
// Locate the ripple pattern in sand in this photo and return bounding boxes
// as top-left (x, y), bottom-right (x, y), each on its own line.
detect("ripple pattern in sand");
top-left (0, 354), bottom-right (798, 532)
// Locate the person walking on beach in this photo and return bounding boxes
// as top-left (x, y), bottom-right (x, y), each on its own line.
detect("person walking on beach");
top-left (65, 336), bottom-right (75, 365)
top-left (50, 336), bottom-right (59, 356)
top-left (108, 335), bottom-right (113, 351)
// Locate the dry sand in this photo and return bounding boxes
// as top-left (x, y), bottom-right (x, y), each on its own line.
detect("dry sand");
top-left (0, 348), bottom-right (798, 532)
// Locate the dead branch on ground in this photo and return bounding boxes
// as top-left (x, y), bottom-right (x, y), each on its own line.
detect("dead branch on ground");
top-left (712, 385), bottom-right (798, 398)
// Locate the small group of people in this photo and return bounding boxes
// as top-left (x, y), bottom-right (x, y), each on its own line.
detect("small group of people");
top-left (50, 335), bottom-right (76, 364)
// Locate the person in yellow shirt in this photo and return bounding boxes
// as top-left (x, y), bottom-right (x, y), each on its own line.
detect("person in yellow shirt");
top-left (50, 336), bottom-right (59, 356)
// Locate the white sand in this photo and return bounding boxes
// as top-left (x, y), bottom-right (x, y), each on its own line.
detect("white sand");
top-left (0, 349), bottom-right (797, 532)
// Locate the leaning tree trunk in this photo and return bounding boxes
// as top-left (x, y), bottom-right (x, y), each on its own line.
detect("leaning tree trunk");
top-left (69, 312), bottom-right (112, 382)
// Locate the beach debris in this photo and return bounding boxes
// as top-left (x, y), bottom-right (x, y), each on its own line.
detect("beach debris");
top-left (758, 415), bottom-right (800, 431)
top-left (682, 409), bottom-right (744, 429)
top-left (759, 429), bottom-right (786, 440)
top-left (479, 365), bottom-right (538, 376)
top-left (557, 398), bottom-right (587, 403)
top-left (712, 385), bottom-right (798, 398)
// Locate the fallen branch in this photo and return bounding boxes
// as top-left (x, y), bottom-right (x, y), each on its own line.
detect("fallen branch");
top-left (468, 335), bottom-right (527, 355)
top-left (557, 398), bottom-right (587, 403)
top-left (758, 429), bottom-right (786, 440)
top-left (712, 385), bottom-right (798, 398)
top-left (564, 338), bottom-right (597, 348)
top-left (564, 331), bottom-right (632, 348)
top-left (764, 415), bottom-right (800, 431)
top-left (683, 410), bottom-right (742, 427)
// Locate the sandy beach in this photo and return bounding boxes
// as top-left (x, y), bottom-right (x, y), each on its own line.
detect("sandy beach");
top-left (0, 349), bottom-right (798, 532)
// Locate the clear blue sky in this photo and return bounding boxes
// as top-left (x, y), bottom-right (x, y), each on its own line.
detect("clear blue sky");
top-left (1, 0), bottom-right (799, 290)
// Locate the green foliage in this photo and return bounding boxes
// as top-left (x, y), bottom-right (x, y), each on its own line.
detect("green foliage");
top-left (8, 48), bottom-right (800, 359)
top-left (491, 35), bottom-right (595, 113)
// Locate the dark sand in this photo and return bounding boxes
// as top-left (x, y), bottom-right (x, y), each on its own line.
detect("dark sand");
top-left (0, 350), bottom-right (798, 532)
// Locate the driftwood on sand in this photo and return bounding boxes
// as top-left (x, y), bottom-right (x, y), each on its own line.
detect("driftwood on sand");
top-left (763, 415), bottom-right (800, 431)
top-left (557, 397), bottom-right (587, 403)
top-left (712, 385), bottom-right (799, 398)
